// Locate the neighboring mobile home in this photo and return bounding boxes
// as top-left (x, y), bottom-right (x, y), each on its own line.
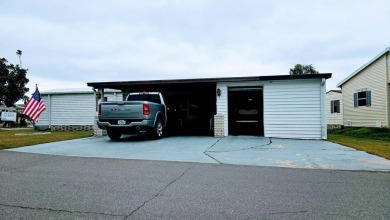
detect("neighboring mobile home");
top-left (88, 73), bottom-right (331, 139)
top-left (326, 90), bottom-right (343, 128)
top-left (337, 47), bottom-right (390, 127)
top-left (36, 88), bottom-right (122, 131)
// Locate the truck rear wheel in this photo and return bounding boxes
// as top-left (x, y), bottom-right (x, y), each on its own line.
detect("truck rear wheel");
top-left (107, 129), bottom-right (121, 141)
top-left (152, 119), bottom-right (164, 139)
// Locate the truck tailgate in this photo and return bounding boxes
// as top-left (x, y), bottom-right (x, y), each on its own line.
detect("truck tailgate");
top-left (100, 101), bottom-right (144, 119)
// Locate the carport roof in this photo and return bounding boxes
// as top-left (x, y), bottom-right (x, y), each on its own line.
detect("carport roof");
top-left (87, 73), bottom-right (331, 89)
top-left (41, 88), bottom-right (121, 95)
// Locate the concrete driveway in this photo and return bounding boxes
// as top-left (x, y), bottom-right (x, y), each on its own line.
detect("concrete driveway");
top-left (7, 135), bottom-right (390, 171)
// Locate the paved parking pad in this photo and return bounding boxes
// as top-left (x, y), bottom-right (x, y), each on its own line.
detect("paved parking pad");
top-left (209, 137), bottom-right (390, 170)
top-left (8, 135), bottom-right (218, 164)
top-left (8, 135), bottom-right (390, 171)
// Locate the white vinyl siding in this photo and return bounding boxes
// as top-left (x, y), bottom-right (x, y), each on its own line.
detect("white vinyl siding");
top-left (263, 79), bottom-right (323, 139)
top-left (36, 90), bottom-right (123, 127)
top-left (388, 53), bottom-right (390, 83)
top-left (35, 96), bottom-right (50, 125)
top-left (217, 79), bottom-right (325, 139)
top-left (105, 92), bottom-right (124, 101)
top-left (342, 55), bottom-right (388, 127)
top-left (216, 83), bottom-right (228, 136)
top-left (388, 83), bottom-right (390, 127)
top-left (37, 94), bottom-right (95, 126)
top-left (326, 91), bottom-right (343, 125)
top-left (50, 94), bottom-right (95, 125)
top-left (387, 53), bottom-right (390, 126)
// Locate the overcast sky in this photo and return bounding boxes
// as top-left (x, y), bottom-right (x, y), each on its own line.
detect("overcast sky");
top-left (1, 0), bottom-right (389, 94)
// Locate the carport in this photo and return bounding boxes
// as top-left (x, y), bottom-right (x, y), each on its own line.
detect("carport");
top-left (88, 74), bottom-right (332, 139)
top-left (88, 79), bottom-right (217, 135)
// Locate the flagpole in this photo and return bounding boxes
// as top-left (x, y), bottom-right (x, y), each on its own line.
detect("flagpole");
top-left (32, 84), bottom-right (37, 132)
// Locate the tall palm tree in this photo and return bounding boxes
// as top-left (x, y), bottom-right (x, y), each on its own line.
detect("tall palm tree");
top-left (16, 50), bottom-right (22, 68)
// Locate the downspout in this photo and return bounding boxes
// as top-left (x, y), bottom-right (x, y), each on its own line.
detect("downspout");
top-left (92, 88), bottom-right (97, 124)
top-left (48, 94), bottom-right (51, 129)
top-left (386, 52), bottom-right (390, 127)
top-left (321, 78), bottom-right (327, 139)
top-left (100, 87), bottom-right (105, 102)
top-left (92, 88), bottom-right (96, 112)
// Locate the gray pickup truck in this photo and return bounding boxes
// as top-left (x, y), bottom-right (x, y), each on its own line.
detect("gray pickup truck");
top-left (97, 92), bottom-right (167, 140)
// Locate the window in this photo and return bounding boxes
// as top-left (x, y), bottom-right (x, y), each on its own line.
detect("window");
top-left (354, 90), bottom-right (371, 107)
top-left (331, 100), bottom-right (340, 113)
top-left (127, 93), bottom-right (161, 104)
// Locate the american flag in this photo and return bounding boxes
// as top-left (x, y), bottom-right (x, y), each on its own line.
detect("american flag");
top-left (22, 86), bottom-right (46, 121)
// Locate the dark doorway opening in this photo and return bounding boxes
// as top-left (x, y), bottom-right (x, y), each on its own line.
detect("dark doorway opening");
top-left (164, 90), bottom-right (216, 135)
top-left (228, 87), bottom-right (263, 136)
top-left (124, 83), bottom-right (216, 136)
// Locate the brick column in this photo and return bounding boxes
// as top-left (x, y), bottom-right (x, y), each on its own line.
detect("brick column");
top-left (214, 114), bottom-right (224, 137)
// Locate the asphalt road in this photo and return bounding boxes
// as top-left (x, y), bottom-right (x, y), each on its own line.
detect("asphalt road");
top-left (0, 151), bottom-right (389, 220)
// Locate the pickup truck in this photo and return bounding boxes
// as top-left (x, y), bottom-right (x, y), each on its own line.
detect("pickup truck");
top-left (97, 92), bottom-right (167, 140)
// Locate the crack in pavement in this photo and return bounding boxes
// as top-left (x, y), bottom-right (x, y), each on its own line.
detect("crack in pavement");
top-left (125, 163), bottom-right (196, 219)
top-left (204, 151), bottom-right (223, 164)
top-left (206, 138), bottom-right (273, 153)
top-left (0, 203), bottom-right (126, 218)
top-left (203, 138), bottom-right (223, 164)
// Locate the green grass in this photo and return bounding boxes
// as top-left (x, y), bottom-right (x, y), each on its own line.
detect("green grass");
top-left (328, 127), bottom-right (390, 142)
top-left (327, 127), bottom-right (390, 159)
top-left (0, 129), bottom-right (93, 150)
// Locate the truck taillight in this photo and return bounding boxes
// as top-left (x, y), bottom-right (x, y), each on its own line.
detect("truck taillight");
top-left (143, 103), bottom-right (150, 115)
top-left (98, 104), bottom-right (101, 116)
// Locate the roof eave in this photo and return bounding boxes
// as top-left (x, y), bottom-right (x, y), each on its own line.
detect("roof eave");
top-left (41, 88), bottom-right (122, 95)
top-left (87, 73), bottom-right (332, 89)
top-left (337, 47), bottom-right (390, 87)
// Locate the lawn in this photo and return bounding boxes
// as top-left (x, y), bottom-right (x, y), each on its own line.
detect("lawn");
top-left (327, 127), bottom-right (390, 159)
top-left (0, 129), bottom-right (92, 150)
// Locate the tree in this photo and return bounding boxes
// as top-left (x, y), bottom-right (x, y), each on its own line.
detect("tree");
top-left (289, 64), bottom-right (319, 75)
top-left (0, 57), bottom-right (29, 107)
